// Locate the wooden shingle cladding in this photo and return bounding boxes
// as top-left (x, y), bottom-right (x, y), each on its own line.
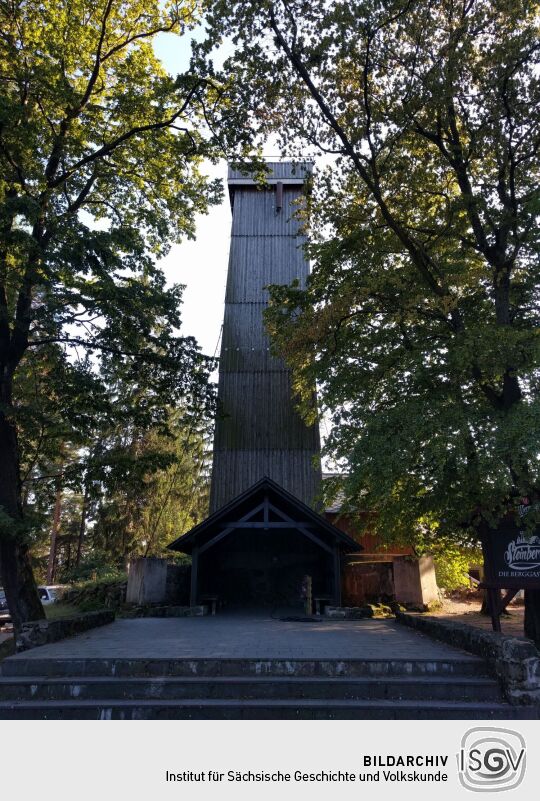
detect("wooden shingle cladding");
top-left (209, 163), bottom-right (322, 513)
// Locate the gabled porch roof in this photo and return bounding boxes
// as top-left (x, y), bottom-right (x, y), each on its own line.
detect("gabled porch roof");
top-left (168, 476), bottom-right (360, 556)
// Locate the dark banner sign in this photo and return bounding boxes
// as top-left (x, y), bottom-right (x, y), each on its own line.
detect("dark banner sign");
top-left (481, 503), bottom-right (540, 590)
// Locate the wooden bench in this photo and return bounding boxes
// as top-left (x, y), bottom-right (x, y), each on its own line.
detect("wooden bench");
top-left (199, 595), bottom-right (219, 615)
top-left (314, 595), bottom-right (333, 615)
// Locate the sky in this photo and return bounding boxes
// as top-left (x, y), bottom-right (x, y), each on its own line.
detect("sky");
top-left (152, 29), bottom-right (333, 456)
top-left (153, 30), bottom-right (233, 357)
top-left (153, 28), bottom-right (297, 359)
top-left (158, 158), bottom-right (232, 358)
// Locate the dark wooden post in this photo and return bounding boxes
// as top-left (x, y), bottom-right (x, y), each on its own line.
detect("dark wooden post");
top-left (190, 546), bottom-right (199, 607)
top-left (488, 587), bottom-right (502, 632)
top-left (333, 545), bottom-right (341, 606)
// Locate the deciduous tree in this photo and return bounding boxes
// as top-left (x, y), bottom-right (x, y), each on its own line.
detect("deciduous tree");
top-left (0, 0), bottom-right (233, 628)
top-left (205, 0), bottom-right (540, 643)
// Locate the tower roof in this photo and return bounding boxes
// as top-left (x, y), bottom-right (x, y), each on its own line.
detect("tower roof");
top-left (227, 161), bottom-right (312, 204)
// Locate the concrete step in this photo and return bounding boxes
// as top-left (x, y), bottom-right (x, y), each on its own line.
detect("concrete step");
top-left (0, 674), bottom-right (503, 703)
top-left (0, 697), bottom-right (536, 720)
top-left (0, 656), bottom-right (488, 679)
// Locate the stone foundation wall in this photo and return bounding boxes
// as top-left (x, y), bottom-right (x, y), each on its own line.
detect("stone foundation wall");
top-left (396, 610), bottom-right (540, 705)
top-left (326, 604), bottom-right (393, 619)
top-left (393, 556), bottom-right (439, 606)
top-left (126, 558), bottom-right (190, 605)
top-left (15, 610), bottom-right (115, 653)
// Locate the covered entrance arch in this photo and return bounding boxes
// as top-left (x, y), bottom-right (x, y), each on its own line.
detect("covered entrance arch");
top-left (168, 477), bottom-right (359, 610)
top-left (204, 526), bottom-right (330, 608)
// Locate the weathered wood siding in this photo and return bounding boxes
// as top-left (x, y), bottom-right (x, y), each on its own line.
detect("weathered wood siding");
top-left (210, 163), bottom-right (321, 512)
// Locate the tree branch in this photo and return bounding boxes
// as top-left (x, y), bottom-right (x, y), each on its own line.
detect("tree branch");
top-left (269, 3), bottom-right (448, 299)
top-left (49, 83), bottom-right (203, 189)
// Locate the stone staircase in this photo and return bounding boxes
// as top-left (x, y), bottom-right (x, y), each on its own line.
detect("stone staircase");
top-left (0, 656), bottom-right (537, 719)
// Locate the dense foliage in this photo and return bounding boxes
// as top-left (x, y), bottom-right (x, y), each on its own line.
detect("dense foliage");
top-left (202, 0), bottom-right (540, 637)
top-left (0, 0), bottom-right (241, 627)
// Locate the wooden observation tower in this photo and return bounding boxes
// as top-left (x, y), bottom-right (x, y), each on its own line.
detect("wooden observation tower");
top-left (169, 163), bottom-right (357, 610)
top-left (209, 162), bottom-right (322, 513)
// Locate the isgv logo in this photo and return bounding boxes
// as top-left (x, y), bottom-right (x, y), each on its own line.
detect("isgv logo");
top-left (457, 727), bottom-right (526, 792)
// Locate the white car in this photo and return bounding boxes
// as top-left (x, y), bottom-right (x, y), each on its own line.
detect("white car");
top-left (38, 586), bottom-right (66, 605)
top-left (0, 588), bottom-right (10, 625)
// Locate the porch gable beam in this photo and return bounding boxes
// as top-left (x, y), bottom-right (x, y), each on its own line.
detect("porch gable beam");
top-left (220, 521), bottom-right (315, 529)
top-left (198, 501), bottom-right (266, 555)
top-left (266, 501), bottom-right (333, 554)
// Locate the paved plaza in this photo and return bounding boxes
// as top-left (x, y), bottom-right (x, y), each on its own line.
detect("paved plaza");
top-left (5, 612), bottom-right (480, 662)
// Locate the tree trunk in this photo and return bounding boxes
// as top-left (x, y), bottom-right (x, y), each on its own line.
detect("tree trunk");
top-left (524, 590), bottom-right (540, 650)
top-left (0, 538), bottom-right (44, 628)
top-left (64, 535), bottom-right (72, 572)
top-left (0, 386), bottom-right (44, 629)
top-left (480, 590), bottom-right (491, 616)
top-left (76, 485), bottom-right (89, 567)
top-left (46, 479), bottom-right (63, 584)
